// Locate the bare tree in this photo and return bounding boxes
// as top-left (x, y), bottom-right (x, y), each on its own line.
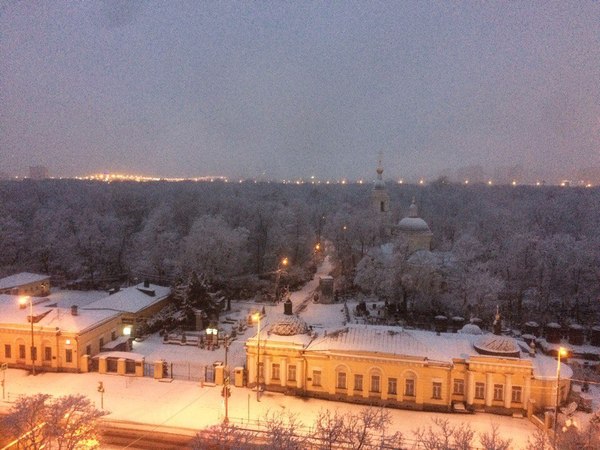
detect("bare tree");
top-left (46, 394), bottom-right (105, 450)
top-left (313, 409), bottom-right (346, 450)
top-left (478, 423), bottom-right (511, 450)
top-left (1, 393), bottom-right (104, 450)
top-left (342, 407), bottom-right (393, 450)
top-left (192, 421), bottom-right (256, 450)
top-left (412, 417), bottom-right (456, 450)
top-left (2, 393), bottom-right (51, 450)
top-left (525, 428), bottom-right (551, 450)
top-left (262, 409), bottom-right (307, 450)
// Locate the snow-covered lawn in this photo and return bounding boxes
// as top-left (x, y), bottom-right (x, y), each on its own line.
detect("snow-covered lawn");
top-left (0, 368), bottom-right (538, 448)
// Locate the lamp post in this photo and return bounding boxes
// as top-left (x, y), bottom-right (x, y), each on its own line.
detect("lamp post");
top-left (206, 326), bottom-right (218, 350)
top-left (19, 296), bottom-right (35, 375)
top-left (274, 257), bottom-right (289, 303)
top-left (252, 312), bottom-right (261, 401)
top-left (553, 347), bottom-right (567, 449)
top-left (223, 335), bottom-right (230, 423)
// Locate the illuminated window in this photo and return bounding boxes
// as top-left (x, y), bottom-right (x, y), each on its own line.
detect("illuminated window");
top-left (272, 363), bottom-right (280, 380)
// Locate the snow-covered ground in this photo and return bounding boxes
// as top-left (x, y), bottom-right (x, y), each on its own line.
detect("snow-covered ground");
top-left (1, 368), bottom-right (537, 448)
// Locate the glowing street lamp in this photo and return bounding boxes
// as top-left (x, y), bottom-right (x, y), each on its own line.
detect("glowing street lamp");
top-left (206, 326), bottom-right (218, 349)
top-left (19, 296), bottom-right (35, 375)
top-left (252, 312), bottom-right (261, 402)
top-left (274, 257), bottom-right (289, 303)
top-left (553, 347), bottom-right (568, 448)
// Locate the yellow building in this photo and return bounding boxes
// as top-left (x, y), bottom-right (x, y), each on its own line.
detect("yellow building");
top-left (0, 295), bottom-right (121, 373)
top-left (246, 310), bottom-right (571, 416)
top-left (0, 282), bottom-right (171, 374)
top-left (0, 272), bottom-right (50, 297)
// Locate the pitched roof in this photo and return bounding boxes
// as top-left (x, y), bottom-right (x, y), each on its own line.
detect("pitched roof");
top-left (83, 283), bottom-right (171, 314)
top-left (0, 272), bottom-right (50, 289)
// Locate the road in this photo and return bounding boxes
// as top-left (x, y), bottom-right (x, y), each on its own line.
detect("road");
top-left (99, 420), bottom-right (196, 449)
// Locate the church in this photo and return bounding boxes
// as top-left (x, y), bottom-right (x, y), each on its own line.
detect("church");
top-left (370, 160), bottom-right (432, 253)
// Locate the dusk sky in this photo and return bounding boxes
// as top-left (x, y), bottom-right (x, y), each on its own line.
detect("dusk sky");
top-left (1, 1), bottom-right (599, 181)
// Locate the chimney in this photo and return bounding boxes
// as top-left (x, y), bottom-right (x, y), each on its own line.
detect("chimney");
top-left (284, 298), bottom-right (293, 315)
top-left (71, 305), bottom-right (78, 316)
top-left (144, 279), bottom-right (150, 288)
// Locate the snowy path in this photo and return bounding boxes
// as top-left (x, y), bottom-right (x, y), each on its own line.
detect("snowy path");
top-left (290, 256), bottom-right (333, 315)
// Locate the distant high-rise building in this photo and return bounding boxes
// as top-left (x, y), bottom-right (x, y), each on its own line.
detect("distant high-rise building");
top-left (29, 166), bottom-right (49, 179)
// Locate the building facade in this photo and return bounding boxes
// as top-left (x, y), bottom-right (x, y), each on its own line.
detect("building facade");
top-left (0, 273), bottom-right (51, 297)
top-left (246, 315), bottom-right (571, 415)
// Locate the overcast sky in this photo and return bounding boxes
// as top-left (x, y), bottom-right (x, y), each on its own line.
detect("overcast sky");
top-left (1, 1), bottom-right (599, 181)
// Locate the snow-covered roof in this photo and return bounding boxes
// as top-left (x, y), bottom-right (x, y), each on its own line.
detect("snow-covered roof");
top-left (0, 272), bottom-right (49, 289)
top-left (83, 283), bottom-right (171, 314)
top-left (305, 324), bottom-right (570, 380)
top-left (397, 217), bottom-right (431, 233)
top-left (0, 294), bottom-right (120, 333)
top-left (308, 325), bottom-right (474, 364)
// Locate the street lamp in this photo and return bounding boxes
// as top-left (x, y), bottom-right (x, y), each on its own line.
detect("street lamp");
top-left (206, 326), bottom-right (218, 350)
top-left (222, 335), bottom-right (230, 423)
top-left (274, 257), bottom-right (289, 303)
top-left (252, 312), bottom-right (261, 401)
top-left (554, 346), bottom-right (568, 449)
top-left (19, 296), bottom-right (35, 375)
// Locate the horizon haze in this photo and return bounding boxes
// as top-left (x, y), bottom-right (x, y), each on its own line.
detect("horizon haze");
top-left (1, 1), bottom-right (599, 182)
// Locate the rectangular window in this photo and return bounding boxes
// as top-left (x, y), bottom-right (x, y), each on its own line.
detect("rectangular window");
top-left (288, 364), bottom-right (296, 382)
top-left (475, 382), bottom-right (485, 399)
top-left (31, 346), bottom-right (37, 361)
top-left (111, 331), bottom-right (116, 340)
top-left (44, 347), bottom-right (52, 361)
top-left (99, 338), bottom-right (104, 349)
top-left (4, 344), bottom-right (11, 358)
top-left (272, 363), bottom-right (280, 380)
top-left (337, 372), bottom-right (347, 389)
top-left (354, 374), bottom-right (363, 392)
top-left (312, 370), bottom-right (321, 387)
top-left (258, 363), bottom-right (264, 379)
top-left (512, 386), bottom-right (523, 403)
top-left (86, 345), bottom-right (91, 356)
top-left (65, 349), bottom-right (73, 363)
top-left (493, 384), bottom-right (504, 402)
top-left (19, 344), bottom-right (26, 359)
top-left (371, 375), bottom-right (380, 393)
top-left (432, 382), bottom-right (442, 399)
top-left (405, 379), bottom-right (415, 397)
top-left (453, 379), bottom-right (465, 395)
top-left (388, 378), bottom-right (397, 395)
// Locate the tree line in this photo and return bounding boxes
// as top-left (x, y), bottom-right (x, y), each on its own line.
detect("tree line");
top-left (0, 179), bottom-right (598, 327)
